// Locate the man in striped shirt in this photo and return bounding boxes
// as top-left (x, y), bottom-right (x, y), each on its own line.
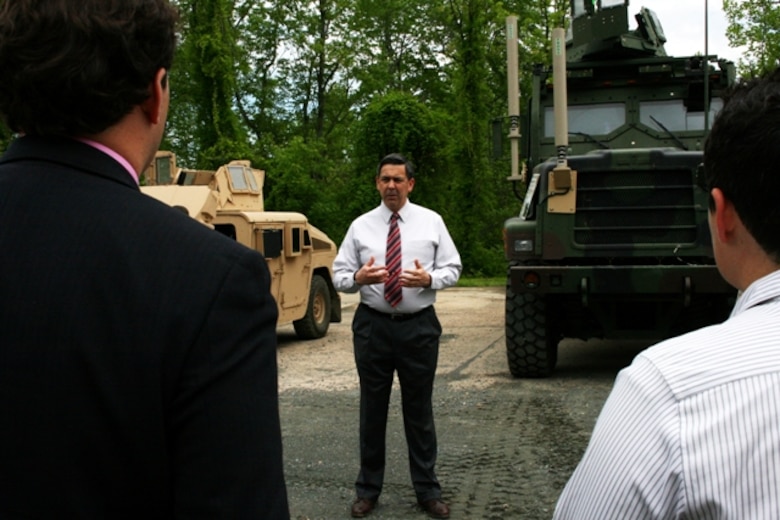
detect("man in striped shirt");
top-left (554, 68), bottom-right (780, 519)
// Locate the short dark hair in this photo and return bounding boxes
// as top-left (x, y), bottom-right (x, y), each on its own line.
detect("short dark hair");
top-left (376, 153), bottom-right (415, 180)
top-left (703, 67), bottom-right (780, 261)
top-left (0, 0), bottom-right (179, 137)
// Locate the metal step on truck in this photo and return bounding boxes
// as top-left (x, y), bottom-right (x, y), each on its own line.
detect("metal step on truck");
top-left (502, 0), bottom-right (738, 377)
top-left (142, 151), bottom-right (341, 339)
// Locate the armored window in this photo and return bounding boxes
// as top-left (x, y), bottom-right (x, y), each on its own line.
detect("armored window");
top-left (573, 0), bottom-right (626, 16)
top-left (156, 156), bottom-right (173, 185)
top-left (284, 225), bottom-right (303, 257)
top-left (215, 224), bottom-right (237, 241)
top-left (639, 98), bottom-right (723, 132)
top-left (572, 1), bottom-right (588, 17)
top-left (600, 0), bottom-right (627, 9)
top-left (246, 169), bottom-right (260, 192)
top-left (544, 102), bottom-right (625, 137)
top-left (227, 165), bottom-right (249, 191)
top-left (292, 228), bottom-right (301, 251)
top-left (226, 165), bottom-right (261, 194)
top-left (263, 229), bottom-right (283, 259)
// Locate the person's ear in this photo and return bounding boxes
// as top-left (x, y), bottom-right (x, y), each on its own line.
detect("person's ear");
top-left (141, 68), bottom-right (167, 125)
top-left (711, 187), bottom-right (737, 244)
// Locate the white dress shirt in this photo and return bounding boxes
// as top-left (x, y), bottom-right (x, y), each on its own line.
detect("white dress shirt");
top-left (554, 268), bottom-right (780, 520)
top-left (333, 201), bottom-right (462, 314)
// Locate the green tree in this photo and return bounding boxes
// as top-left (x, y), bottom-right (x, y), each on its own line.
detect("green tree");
top-left (349, 0), bottom-right (449, 100)
top-left (723, 0), bottom-right (780, 76)
top-left (232, 1), bottom-right (296, 158)
top-left (275, 0), bottom-right (358, 142)
top-left (158, 0), bottom-right (571, 275)
top-left (435, 0), bottom-right (504, 276)
top-left (176, 0), bottom-right (251, 168)
top-left (352, 92), bottom-right (447, 219)
top-left (264, 136), bottom-right (352, 242)
top-left (258, 0), bottom-right (360, 241)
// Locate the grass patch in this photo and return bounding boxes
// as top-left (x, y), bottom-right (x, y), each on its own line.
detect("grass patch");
top-left (457, 277), bottom-right (504, 287)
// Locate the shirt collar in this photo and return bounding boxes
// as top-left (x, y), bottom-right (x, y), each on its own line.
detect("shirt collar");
top-left (75, 138), bottom-right (139, 185)
top-left (381, 201), bottom-right (410, 222)
top-left (730, 268), bottom-right (780, 317)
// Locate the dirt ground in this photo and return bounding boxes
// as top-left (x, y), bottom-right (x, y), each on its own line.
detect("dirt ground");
top-left (276, 287), bottom-right (651, 520)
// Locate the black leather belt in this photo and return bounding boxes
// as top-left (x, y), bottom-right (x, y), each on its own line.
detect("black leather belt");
top-left (360, 303), bottom-right (430, 321)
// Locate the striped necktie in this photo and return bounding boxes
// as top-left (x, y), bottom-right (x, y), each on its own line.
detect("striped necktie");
top-left (384, 212), bottom-right (402, 307)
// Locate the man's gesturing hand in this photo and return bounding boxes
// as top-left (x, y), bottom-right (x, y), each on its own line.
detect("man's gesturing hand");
top-left (400, 259), bottom-right (432, 288)
top-left (355, 256), bottom-right (389, 285)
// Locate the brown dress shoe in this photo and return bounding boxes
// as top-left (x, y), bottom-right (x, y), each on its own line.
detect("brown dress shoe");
top-left (419, 498), bottom-right (450, 519)
top-left (351, 497), bottom-right (376, 518)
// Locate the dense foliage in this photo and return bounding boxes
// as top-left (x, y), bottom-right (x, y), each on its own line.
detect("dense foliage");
top-left (159, 0), bottom-right (572, 277)
top-left (723, 0), bottom-right (780, 77)
top-left (3, 1), bottom-right (772, 276)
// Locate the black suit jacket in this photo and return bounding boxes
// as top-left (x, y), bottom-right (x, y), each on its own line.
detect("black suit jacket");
top-left (0, 136), bottom-right (289, 519)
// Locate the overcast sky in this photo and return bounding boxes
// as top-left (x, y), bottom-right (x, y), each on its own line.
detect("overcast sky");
top-left (634, 0), bottom-right (743, 61)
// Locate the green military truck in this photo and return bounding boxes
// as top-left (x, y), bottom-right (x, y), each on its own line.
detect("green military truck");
top-left (502, 0), bottom-right (738, 377)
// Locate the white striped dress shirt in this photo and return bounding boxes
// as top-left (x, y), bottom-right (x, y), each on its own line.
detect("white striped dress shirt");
top-left (554, 269), bottom-right (780, 520)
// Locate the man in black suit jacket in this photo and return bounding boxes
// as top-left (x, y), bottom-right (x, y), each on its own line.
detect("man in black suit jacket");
top-left (0, 1), bottom-right (289, 518)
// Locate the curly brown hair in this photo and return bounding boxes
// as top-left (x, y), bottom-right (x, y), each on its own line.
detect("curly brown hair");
top-left (0, 0), bottom-right (178, 136)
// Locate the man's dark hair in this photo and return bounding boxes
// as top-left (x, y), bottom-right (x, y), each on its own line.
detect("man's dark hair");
top-left (703, 67), bottom-right (780, 260)
top-left (377, 153), bottom-right (415, 180)
top-left (0, 0), bottom-right (178, 137)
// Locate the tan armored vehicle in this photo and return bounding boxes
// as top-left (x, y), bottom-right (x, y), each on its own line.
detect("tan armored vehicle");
top-left (141, 151), bottom-right (341, 339)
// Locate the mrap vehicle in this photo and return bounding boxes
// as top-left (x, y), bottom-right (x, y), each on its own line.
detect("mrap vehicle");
top-left (142, 151), bottom-right (341, 339)
top-left (502, 0), bottom-right (738, 377)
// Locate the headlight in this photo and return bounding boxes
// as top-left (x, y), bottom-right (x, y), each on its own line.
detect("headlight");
top-left (514, 239), bottom-right (533, 252)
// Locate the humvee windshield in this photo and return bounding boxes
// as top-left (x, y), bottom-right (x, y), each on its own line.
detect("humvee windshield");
top-left (226, 165), bottom-right (260, 193)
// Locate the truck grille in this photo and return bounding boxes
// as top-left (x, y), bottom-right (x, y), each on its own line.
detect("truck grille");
top-left (574, 169), bottom-right (697, 246)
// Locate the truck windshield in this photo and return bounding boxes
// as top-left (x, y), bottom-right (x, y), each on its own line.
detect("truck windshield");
top-left (639, 98), bottom-right (723, 132)
top-left (226, 165), bottom-right (259, 194)
top-left (228, 166), bottom-right (249, 191)
top-left (542, 97), bottom-right (723, 137)
top-left (544, 102), bottom-right (625, 137)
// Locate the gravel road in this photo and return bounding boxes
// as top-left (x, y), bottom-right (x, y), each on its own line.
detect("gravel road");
top-left (276, 287), bottom-right (651, 520)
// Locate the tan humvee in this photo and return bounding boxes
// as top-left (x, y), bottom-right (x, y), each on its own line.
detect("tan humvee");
top-left (141, 151), bottom-right (341, 339)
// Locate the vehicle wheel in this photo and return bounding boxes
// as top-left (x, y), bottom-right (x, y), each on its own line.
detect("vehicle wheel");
top-left (505, 269), bottom-right (560, 378)
top-left (293, 274), bottom-right (331, 340)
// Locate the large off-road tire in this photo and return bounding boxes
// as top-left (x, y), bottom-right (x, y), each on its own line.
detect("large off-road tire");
top-left (293, 274), bottom-right (331, 340)
top-left (505, 271), bottom-right (560, 378)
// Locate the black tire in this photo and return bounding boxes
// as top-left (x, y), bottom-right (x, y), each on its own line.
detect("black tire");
top-left (505, 270), bottom-right (560, 378)
top-left (293, 274), bottom-right (331, 340)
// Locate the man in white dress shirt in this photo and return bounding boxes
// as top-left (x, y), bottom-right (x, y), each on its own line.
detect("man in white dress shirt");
top-left (333, 153), bottom-right (462, 519)
top-left (554, 69), bottom-right (780, 519)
